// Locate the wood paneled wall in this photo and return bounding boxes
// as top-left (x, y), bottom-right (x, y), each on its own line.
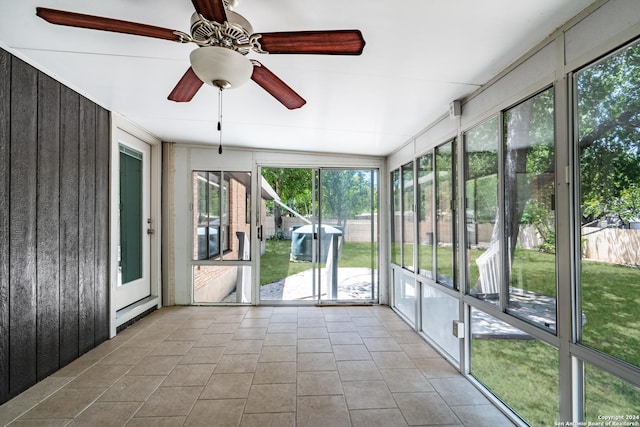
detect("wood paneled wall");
top-left (0, 48), bottom-right (110, 405)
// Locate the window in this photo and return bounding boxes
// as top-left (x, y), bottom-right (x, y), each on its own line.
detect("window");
top-left (194, 171), bottom-right (228, 260)
top-left (576, 40), bottom-right (640, 368)
top-left (435, 141), bottom-right (455, 287)
top-left (504, 88), bottom-right (556, 330)
top-left (402, 162), bottom-right (415, 271)
top-left (193, 171), bottom-right (252, 261)
top-left (470, 307), bottom-right (559, 426)
top-left (464, 117), bottom-right (499, 298)
top-left (391, 169), bottom-right (402, 266)
top-left (417, 153), bottom-right (434, 278)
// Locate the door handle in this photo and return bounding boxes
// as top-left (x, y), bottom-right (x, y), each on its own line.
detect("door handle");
top-left (257, 225), bottom-right (263, 241)
top-left (147, 228), bottom-right (155, 235)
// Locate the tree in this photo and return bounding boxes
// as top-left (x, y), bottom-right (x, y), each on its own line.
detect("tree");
top-left (262, 168), bottom-right (312, 238)
top-left (321, 169), bottom-right (373, 227)
top-left (577, 42), bottom-right (640, 226)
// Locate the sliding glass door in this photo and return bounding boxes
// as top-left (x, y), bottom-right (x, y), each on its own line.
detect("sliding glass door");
top-left (259, 167), bottom-right (378, 303)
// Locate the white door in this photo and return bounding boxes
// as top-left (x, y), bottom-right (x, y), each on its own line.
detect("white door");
top-left (115, 137), bottom-right (151, 310)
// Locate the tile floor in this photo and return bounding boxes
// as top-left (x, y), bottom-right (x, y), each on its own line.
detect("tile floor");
top-left (0, 305), bottom-right (515, 426)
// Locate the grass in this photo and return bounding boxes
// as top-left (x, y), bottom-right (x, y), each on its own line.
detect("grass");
top-left (259, 240), bottom-right (376, 286)
top-left (470, 250), bottom-right (640, 425)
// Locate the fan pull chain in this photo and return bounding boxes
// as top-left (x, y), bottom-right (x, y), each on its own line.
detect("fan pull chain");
top-left (217, 87), bottom-right (223, 154)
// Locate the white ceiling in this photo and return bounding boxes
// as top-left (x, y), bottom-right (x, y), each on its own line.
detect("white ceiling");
top-left (0, 0), bottom-right (595, 156)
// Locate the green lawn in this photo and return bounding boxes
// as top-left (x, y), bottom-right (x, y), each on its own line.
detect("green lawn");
top-left (259, 240), bottom-right (376, 285)
top-left (470, 250), bottom-right (640, 425)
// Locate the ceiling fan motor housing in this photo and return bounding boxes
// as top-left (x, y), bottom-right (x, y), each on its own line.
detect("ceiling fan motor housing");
top-left (189, 11), bottom-right (253, 54)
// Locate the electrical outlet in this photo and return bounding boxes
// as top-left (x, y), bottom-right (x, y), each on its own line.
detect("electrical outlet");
top-left (452, 320), bottom-right (465, 338)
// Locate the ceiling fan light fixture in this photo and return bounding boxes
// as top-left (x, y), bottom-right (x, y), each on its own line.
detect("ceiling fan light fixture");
top-left (189, 46), bottom-right (253, 89)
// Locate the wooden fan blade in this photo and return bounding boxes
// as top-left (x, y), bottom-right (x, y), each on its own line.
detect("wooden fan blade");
top-left (255, 30), bottom-right (365, 55)
top-left (251, 62), bottom-right (306, 110)
top-left (36, 7), bottom-right (183, 41)
top-left (168, 67), bottom-right (204, 102)
top-left (191, 0), bottom-right (227, 24)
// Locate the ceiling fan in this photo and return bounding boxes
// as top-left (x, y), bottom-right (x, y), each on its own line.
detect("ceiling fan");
top-left (35, 0), bottom-right (366, 109)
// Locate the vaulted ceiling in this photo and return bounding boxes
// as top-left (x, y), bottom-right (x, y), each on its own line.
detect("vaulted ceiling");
top-left (0, 0), bottom-right (596, 156)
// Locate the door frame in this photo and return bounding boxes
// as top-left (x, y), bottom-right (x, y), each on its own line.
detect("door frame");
top-left (109, 114), bottom-right (162, 337)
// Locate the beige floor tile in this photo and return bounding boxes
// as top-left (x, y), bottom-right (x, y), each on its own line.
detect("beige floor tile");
top-left (179, 346), bottom-right (224, 364)
top-left (166, 328), bottom-right (206, 342)
top-left (429, 377), bottom-right (490, 405)
top-left (267, 323), bottom-right (298, 334)
top-left (200, 373), bottom-right (253, 399)
top-left (412, 358), bottom-right (460, 378)
top-left (371, 351), bottom-right (416, 369)
top-left (356, 326), bottom-right (390, 338)
top-left (181, 319), bottom-right (215, 329)
top-left (150, 340), bottom-right (194, 356)
top-left (297, 317), bottom-right (326, 328)
top-left (296, 395), bottom-right (350, 427)
top-left (240, 412), bottom-right (295, 427)
top-left (233, 328), bottom-right (267, 340)
top-left (387, 330), bottom-right (425, 344)
top-left (452, 404), bottom-right (515, 426)
top-left (65, 364), bottom-right (131, 388)
top-left (399, 342), bottom-right (440, 359)
top-left (193, 334), bottom-right (233, 347)
top-left (245, 311), bottom-right (273, 320)
top-left (324, 314), bottom-right (351, 322)
top-left (325, 322), bottom-right (356, 333)
top-left (351, 317), bottom-right (382, 327)
top-left (332, 344), bottom-right (372, 361)
top-left (214, 355), bottom-right (259, 374)
top-left (10, 376), bottom-right (73, 402)
top-left (350, 408), bottom-right (408, 427)
top-left (223, 339), bottom-right (263, 355)
top-left (161, 364), bottom-right (215, 387)
top-left (50, 357), bottom-right (101, 377)
top-left (297, 339), bottom-right (332, 353)
top-left (296, 328), bottom-right (328, 339)
top-left (379, 368), bottom-right (434, 392)
top-left (363, 337), bottom-right (402, 352)
top-left (336, 360), bottom-right (382, 381)
top-left (19, 388), bottom-right (104, 419)
top-left (240, 318), bottom-right (270, 328)
top-left (0, 397), bottom-right (42, 426)
top-left (68, 401), bottom-right (141, 427)
top-left (263, 333), bottom-right (297, 346)
top-left (205, 323), bottom-right (239, 334)
top-left (126, 416), bottom-right (186, 426)
top-left (297, 353), bottom-right (337, 372)
top-left (342, 381), bottom-right (396, 410)
top-left (214, 314), bottom-right (246, 324)
top-left (297, 371), bottom-right (343, 396)
top-left (329, 332), bottom-right (363, 345)
top-left (135, 386), bottom-right (202, 417)
top-left (259, 346), bottom-right (297, 363)
top-left (244, 384), bottom-right (296, 413)
top-left (127, 355), bottom-right (182, 376)
top-left (10, 418), bottom-right (72, 426)
top-left (99, 376), bottom-right (164, 402)
top-left (270, 314), bottom-right (298, 323)
top-left (183, 399), bottom-right (245, 427)
top-left (393, 392), bottom-right (460, 425)
top-left (121, 333), bottom-right (169, 349)
top-left (253, 362), bottom-right (296, 384)
top-left (3, 306), bottom-right (517, 427)
top-left (98, 347), bottom-right (151, 366)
